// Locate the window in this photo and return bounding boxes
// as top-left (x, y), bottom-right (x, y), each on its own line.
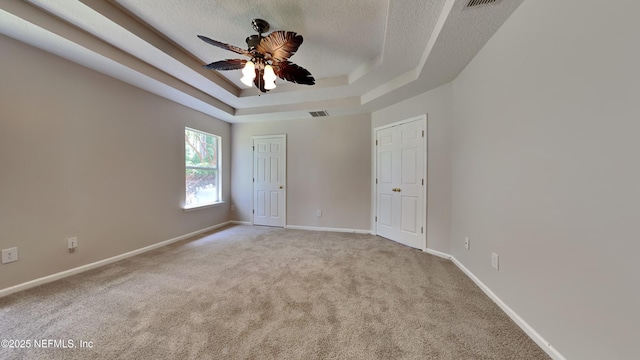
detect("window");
top-left (184, 127), bottom-right (221, 208)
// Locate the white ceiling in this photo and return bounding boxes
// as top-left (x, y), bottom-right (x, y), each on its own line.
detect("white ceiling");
top-left (0, 0), bottom-right (524, 123)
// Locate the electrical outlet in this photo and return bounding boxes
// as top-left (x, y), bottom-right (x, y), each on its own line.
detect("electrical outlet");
top-left (68, 237), bottom-right (78, 253)
top-left (491, 252), bottom-right (499, 270)
top-left (464, 237), bottom-right (470, 250)
top-left (316, 210), bottom-right (322, 217)
top-left (2, 247), bottom-right (18, 264)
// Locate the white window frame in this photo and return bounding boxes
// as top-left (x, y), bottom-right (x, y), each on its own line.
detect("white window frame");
top-left (184, 127), bottom-right (222, 210)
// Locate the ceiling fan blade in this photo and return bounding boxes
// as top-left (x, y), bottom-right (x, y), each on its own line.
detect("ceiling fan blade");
top-left (203, 59), bottom-right (247, 71)
top-left (197, 35), bottom-right (251, 57)
top-left (274, 61), bottom-right (315, 85)
top-left (256, 31), bottom-right (303, 62)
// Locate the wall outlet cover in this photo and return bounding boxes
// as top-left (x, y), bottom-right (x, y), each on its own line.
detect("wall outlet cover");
top-left (2, 247), bottom-right (19, 264)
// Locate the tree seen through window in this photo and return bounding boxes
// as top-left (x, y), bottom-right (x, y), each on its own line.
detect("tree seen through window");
top-left (185, 128), bottom-right (220, 207)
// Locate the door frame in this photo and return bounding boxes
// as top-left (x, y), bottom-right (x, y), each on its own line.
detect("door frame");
top-left (372, 115), bottom-right (428, 250)
top-left (252, 134), bottom-right (287, 227)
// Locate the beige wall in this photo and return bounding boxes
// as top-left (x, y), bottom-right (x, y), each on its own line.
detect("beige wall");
top-left (372, 83), bottom-right (453, 254)
top-left (231, 115), bottom-right (371, 231)
top-left (450, 0), bottom-right (640, 359)
top-left (4, 0), bottom-right (639, 356)
top-left (0, 35), bottom-right (231, 290)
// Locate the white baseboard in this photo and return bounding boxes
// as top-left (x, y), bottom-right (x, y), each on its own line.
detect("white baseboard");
top-left (423, 248), bottom-right (452, 260)
top-left (228, 220), bottom-right (252, 226)
top-left (285, 225), bottom-right (373, 235)
top-left (449, 256), bottom-right (567, 360)
top-left (0, 221), bottom-right (235, 298)
top-left (420, 246), bottom-right (565, 360)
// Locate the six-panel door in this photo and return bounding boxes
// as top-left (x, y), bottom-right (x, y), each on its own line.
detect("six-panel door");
top-left (253, 136), bottom-right (286, 227)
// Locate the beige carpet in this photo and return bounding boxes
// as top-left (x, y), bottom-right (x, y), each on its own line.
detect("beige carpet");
top-left (0, 225), bottom-right (549, 359)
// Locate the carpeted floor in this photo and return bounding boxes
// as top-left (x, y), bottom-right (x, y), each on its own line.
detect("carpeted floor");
top-left (0, 225), bottom-right (550, 359)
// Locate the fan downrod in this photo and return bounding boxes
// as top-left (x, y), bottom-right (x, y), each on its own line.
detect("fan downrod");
top-left (246, 19), bottom-right (270, 48)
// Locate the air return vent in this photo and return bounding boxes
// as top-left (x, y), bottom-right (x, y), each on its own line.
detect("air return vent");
top-left (309, 111), bottom-right (329, 118)
top-left (466, 0), bottom-right (501, 8)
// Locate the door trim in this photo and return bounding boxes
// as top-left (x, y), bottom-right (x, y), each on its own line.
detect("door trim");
top-left (252, 134), bottom-right (287, 227)
top-left (372, 115), bottom-right (427, 250)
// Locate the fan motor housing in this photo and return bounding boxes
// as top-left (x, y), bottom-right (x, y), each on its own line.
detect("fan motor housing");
top-left (246, 35), bottom-right (261, 48)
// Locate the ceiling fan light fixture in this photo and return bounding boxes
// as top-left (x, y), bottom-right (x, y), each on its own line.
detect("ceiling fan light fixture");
top-left (198, 18), bottom-right (315, 93)
top-left (241, 60), bottom-right (256, 86)
top-left (263, 64), bottom-right (277, 90)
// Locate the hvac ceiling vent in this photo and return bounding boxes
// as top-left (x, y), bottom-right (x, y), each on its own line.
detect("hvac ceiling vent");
top-left (465, 0), bottom-right (501, 8)
top-left (309, 111), bottom-right (329, 118)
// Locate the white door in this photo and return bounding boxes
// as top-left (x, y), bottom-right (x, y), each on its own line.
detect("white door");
top-left (253, 135), bottom-right (286, 227)
top-left (376, 118), bottom-right (425, 249)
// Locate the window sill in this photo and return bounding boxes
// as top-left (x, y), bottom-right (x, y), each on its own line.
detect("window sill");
top-left (183, 201), bottom-right (226, 212)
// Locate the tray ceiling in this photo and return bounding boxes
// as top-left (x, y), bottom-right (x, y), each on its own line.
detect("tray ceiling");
top-left (0, 0), bottom-right (524, 123)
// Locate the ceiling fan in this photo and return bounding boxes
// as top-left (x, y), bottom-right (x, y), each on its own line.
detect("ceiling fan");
top-left (198, 19), bottom-right (315, 93)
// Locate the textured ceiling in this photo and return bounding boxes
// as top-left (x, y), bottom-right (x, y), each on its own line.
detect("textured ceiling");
top-left (117, 0), bottom-right (389, 83)
top-left (0, 0), bottom-right (525, 123)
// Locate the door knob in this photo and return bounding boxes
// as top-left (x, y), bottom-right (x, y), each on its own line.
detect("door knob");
top-left (279, 186), bottom-right (283, 189)
top-left (397, 188), bottom-right (401, 192)
top-left (392, 188), bottom-right (398, 192)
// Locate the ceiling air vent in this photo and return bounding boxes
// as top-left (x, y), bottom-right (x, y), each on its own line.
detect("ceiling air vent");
top-left (309, 111), bottom-right (329, 118)
top-left (466, 0), bottom-right (501, 8)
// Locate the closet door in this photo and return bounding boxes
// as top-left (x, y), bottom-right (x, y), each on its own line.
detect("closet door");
top-left (376, 119), bottom-right (425, 249)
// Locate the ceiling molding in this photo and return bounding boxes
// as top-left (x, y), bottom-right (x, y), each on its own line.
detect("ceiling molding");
top-left (1, 0), bottom-right (525, 123)
top-left (85, 0), bottom-right (241, 97)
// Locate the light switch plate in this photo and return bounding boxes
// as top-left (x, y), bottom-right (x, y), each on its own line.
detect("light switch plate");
top-left (491, 252), bottom-right (499, 270)
top-left (68, 237), bottom-right (78, 249)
